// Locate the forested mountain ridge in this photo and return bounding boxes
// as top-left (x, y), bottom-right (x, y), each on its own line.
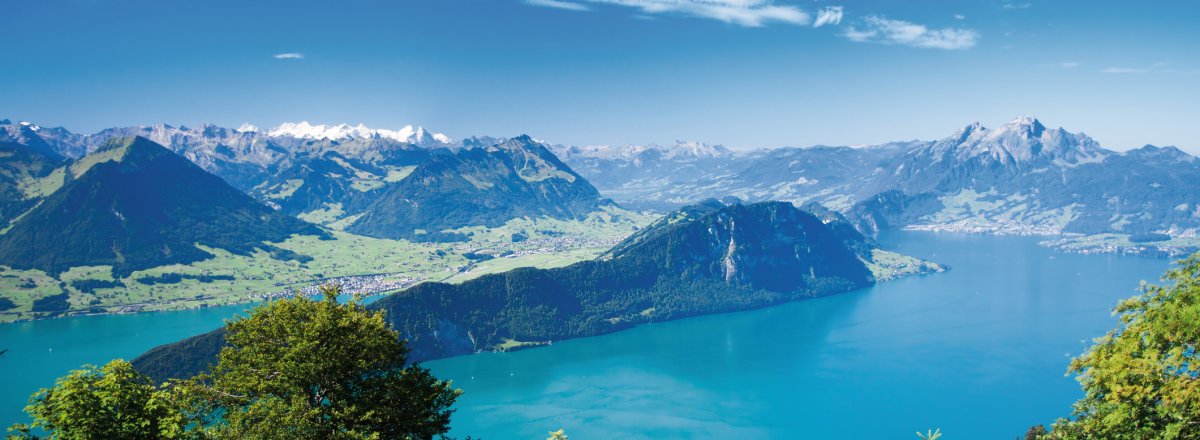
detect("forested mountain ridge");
top-left (347, 135), bottom-right (610, 241)
top-left (0, 136), bottom-right (326, 277)
top-left (131, 200), bottom-right (939, 381)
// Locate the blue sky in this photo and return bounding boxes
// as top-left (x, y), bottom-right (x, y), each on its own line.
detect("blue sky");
top-left (2, 0), bottom-right (1197, 151)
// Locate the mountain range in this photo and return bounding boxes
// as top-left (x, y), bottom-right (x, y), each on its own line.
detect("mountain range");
top-left (3, 114), bottom-right (1196, 281)
top-left (0, 120), bottom-right (615, 243)
top-left (553, 117), bottom-right (1200, 238)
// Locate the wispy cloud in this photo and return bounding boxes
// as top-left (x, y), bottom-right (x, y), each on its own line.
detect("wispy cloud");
top-left (813, 6), bottom-right (843, 28)
top-left (842, 16), bottom-right (979, 50)
top-left (1103, 67), bottom-right (1147, 74)
top-left (526, 0), bottom-right (813, 27)
top-left (1059, 61), bottom-right (1080, 68)
top-left (526, 0), bottom-right (590, 11)
top-left (273, 53), bottom-right (304, 60)
top-left (1002, 2), bottom-right (1032, 9)
top-left (953, 14), bottom-right (966, 20)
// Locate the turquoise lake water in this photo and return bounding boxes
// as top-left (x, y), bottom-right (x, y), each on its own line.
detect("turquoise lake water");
top-left (0, 232), bottom-right (1172, 438)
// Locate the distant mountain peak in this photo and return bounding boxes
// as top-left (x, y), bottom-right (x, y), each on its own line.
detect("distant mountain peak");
top-left (666, 140), bottom-right (731, 159)
top-left (553, 140), bottom-right (731, 162)
top-left (1006, 115), bottom-right (1044, 128)
top-left (267, 121), bottom-right (451, 146)
top-left (925, 116), bottom-right (1106, 167)
top-left (236, 123), bottom-right (259, 133)
top-left (1127, 144), bottom-right (1196, 162)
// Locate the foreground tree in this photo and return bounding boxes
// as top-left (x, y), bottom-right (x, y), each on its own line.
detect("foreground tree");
top-left (7, 360), bottom-right (186, 439)
top-left (10, 284), bottom-right (461, 439)
top-left (185, 284), bottom-right (461, 439)
top-left (1046, 255), bottom-right (1200, 439)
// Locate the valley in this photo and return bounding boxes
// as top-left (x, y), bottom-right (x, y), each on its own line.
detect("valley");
top-left (4, 115), bottom-right (1198, 325)
top-left (0, 211), bottom-right (651, 323)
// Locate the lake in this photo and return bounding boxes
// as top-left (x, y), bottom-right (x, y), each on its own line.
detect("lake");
top-left (0, 231), bottom-right (1172, 438)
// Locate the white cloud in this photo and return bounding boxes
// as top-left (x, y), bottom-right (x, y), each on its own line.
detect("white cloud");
top-left (842, 16), bottom-right (979, 50)
top-left (273, 53), bottom-right (304, 60)
top-left (813, 6), bottom-right (843, 28)
top-left (953, 14), bottom-right (966, 20)
top-left (1059, 61), bottom-right (1079, 68)
top-left (1003, 2), bottom-right (1032, 9)
top-left (1103, 67), bottom-right (1147, 74)
top-left (527, 0), bottom-right (813, 27)
top-left (526, 0), bottom-right (591, 11)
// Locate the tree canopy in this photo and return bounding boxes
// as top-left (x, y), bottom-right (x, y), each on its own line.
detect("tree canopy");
top-left (8, 284), bottom-right (461, 440)
top-left (1046, 255), bottom-right (1200, 439)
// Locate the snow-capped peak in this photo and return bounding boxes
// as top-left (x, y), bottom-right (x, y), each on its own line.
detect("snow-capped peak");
top-left (267, 121), bottom-right (451, 145)
top-left (17, 121), bottom-right (40, 131)
top-left (555, 140), bottom-right (730, 161)
top-left (236, 123), bottom-right (259, 133)
top-left (926, 116), bottom-right (1108, 167)
top-left (665, 140), bottom-right (731, 159)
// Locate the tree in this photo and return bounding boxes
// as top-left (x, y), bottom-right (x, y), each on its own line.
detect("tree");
top-left (9, 284), bottom-right (462, 440)
top-left (1021, 425), bottom-right (1047, 440)
top-left (6, 360), bottom-right (186, 439)
top-left (184, 284), bottom-right (461, 439)
top-left (1047, 255), bottom-right (1200, 439)
top-left (547, 429), bottom-right (568, 440)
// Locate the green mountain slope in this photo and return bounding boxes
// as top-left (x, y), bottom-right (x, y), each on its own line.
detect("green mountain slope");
top-left (0, 141), bottom-right (64, 226)
top-left (0, 137), bottom-right (327, 277)
top-left (132, 200), bottom-right (903, 381)
top-left (347, 135), bottom-right (609, 241)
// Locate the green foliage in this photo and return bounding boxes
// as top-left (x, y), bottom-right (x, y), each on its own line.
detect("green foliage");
top-left (1047, 255), bottom-right (1200, 439)
top-left (8, 360), bottom-right (186, 440)
top-left (1022, 425), bottom-right (1048, 440)
top-left (180, 284), bottom-right (461, 439)
top-left (30, 293), bottom-right (69, 314)
top-left (11, 284), bottom-right (461, 439)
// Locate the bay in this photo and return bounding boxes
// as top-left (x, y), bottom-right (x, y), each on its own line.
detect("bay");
top-left (0, 231), bottom-right (1171, 438)
top-left (426, 231), bottom-right (1169, 439)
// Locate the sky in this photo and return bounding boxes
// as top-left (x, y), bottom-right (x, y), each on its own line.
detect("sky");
top-left (2, 0), bottom-right (1198, 151)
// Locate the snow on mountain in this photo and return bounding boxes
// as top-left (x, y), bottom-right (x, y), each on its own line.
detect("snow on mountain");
top-left (553, 140), bottom-right (732, 162)
top-left (236, 123), bottom-right (259, 133)
top-left (921, 116), bottom-right (1108, 167)
top-left (267, 121), bottom-right (451, 146)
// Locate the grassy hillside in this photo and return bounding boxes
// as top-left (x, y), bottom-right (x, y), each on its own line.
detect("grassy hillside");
top-left (0, 208), bottom-right (655, 323)
top-left (348, 136), bottom-right (609, 241)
